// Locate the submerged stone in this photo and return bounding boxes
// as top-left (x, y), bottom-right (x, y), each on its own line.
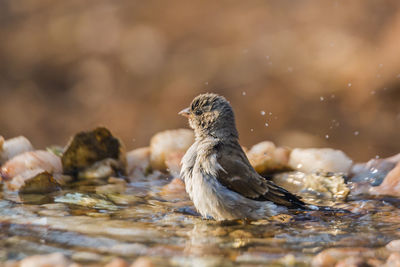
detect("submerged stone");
top-left (350, 159), bottom-right (396, 186)
top-left (273, 171), bottom-right (350, 204)
top-left (55, 193), bottom-right (119, 211)
top-left (369, 162), bottom-right (400, 197)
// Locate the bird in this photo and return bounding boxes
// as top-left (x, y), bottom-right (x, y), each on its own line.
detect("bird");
top-left (179, 93), bottom-right (309, 221)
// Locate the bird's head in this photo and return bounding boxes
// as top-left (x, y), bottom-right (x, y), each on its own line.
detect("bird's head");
top-left (179, 93), bottom-right (239, 140)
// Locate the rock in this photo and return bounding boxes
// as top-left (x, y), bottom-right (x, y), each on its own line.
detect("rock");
top-left (289, 148), bottom-right (353, 174)
top-left (130, 257), bottom-right (154, 267)
top-left (246, 141), bottom-right (291, 174)
top-left (311, 247), bottom-right (376, 267)
top-left (165, 152), bottom-right (184, 177)
top-left (334, 256), bottom-right (376, 267)
top-left (71, 251), bottom-right (102, 262)
top-left (1, 150), bottom-right (62, 180)
top-left (369, 162), bottom-right (400, 197)
top-left (126, 147), bottom-right (151, 179)
top-left (229, 230), bottom-right (253, 238)
top-left (149, 129), bottom-right (194, 171)
top-left (78, 159), bottom-right (122, 179)
top-left (0, 136), bottom-right (34, 165)
top-left (19, 253), bottom-right (71, 267)
top-left (388, 153), bottom-right (400, 164)
top-left (62, 127), bottom-right (126, 177)
top-left (2, 260), bottom-right (19, 267)
top-left (350, 159), bottom-right (396, 186)
top-left (385, 252), bottom-right (400, 267)
top-left (159, 178), bottom-right (188, 201)
top-left (386, 239), bottom-right (400, 251)
top-left (54, 193), bottom-right (119, 211)
top-left (7, 171), bottom-right (61, 193)
top-left (273, 171), bottom-right (349, 203)
top-left (105, 258), bottom-right (129, 267)
top-left (1, 150), bottom-right (62, 193)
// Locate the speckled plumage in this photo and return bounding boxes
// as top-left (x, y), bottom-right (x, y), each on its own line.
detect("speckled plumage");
top-left (180, 93), bottom-right (306, 221)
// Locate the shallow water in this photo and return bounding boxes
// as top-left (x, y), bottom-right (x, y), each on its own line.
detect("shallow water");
top-left (1, 176), bottom-right (400, 266)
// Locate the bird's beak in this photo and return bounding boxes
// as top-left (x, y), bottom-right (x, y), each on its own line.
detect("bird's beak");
top-left (179, 107), bottom-right (191, 117)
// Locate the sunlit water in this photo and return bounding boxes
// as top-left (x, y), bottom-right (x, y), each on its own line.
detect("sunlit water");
top-left (1, 176), bottom-right (400, 266)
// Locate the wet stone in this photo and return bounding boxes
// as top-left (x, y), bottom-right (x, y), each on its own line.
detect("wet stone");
top-left (62, 127), bottom-right (126, 177)
top-left (273, 171), bottom-right (349, 204)
top-left (350, 159), bottom-right (396, 186)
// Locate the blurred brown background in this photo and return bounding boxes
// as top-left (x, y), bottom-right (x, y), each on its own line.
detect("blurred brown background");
top-left (0, 0), bottom-right (399, 162)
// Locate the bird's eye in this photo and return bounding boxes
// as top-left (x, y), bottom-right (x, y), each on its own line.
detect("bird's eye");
top-left (195, 110), bottom-right (203, 116)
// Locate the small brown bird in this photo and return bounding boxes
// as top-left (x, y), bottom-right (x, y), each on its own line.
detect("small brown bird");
top-left (179, 93), bottom-right (308, 221)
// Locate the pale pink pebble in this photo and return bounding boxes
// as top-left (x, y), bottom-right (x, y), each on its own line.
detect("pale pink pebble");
top-left (130, 257), bottom-right (154, 267)
top-left (104, 258), bottom-right (129, 267)
top-left (385, 252), bottom-right (400, 267)
top-left (387, 239), bottom-right (400, 251)
top-left (19, 253), bottom-right (71, 267)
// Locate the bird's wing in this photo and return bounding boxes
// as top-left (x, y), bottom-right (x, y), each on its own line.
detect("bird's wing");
top-left (215, 143), bottom-right (305, 208)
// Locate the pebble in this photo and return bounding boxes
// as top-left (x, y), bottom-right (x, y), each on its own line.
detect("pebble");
top-left (159, 178), bottom-right (188, 201)
top-left (126, 147), bottom-right (151, 179)
top-left (71, 251), bottom-right (103, 262)
top-left (246, 141), bottom-right (291, 174)
top-left (289, 148), bottom-right (353, 174)
top-left (385, 252), bottom-right (400, 267)
top-left (311, 247), bottom-right (376, 267)
top-left (130, 257), bottom-right (154, 267)
top-left (0, 136), bottom-right (34, 165)
top-left (350, 159), bottom-right (396, 186)
top-left (369, 162), bottom-right (400, 197)
top-left (105, 258), bottom-right (129, 267)
top-left (19, 253), bottom-right (71, 267)
top-left (386, 239), bottom-right (400, 251)
top-left (149, 129), bottom-right (194, 171)
top-left (1, 150), bottom-right (62, 180)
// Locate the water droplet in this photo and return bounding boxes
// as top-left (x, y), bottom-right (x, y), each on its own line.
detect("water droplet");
top-left (320, 96), bottom-right (325, 101)
top-left (250, 128), bottom-right (254, 132)
top-left (354, 131), bottom-right (359, 136)
top-left (375, 155), bottom-right (380, 159)
top-left (260, 110), bottom-right (266, 116)
top-left (242, 91), bottom-right (246, 96)
top-left (265, 122), bottom-right (269, 127)
top-left (297, 163), bottom-right (303, 169)
top-left (370, 90), bottom-right (376, 95)
top-left (325, 134), bottom-right (329, 139)
top-left (331, 94), bottom-right (336, 99)
top-left (348, 83), bottom-right (352, 87)
top-left (269, 112), bottom-right (273, 115)
top-left (371, 168), bottom-right (378, 174)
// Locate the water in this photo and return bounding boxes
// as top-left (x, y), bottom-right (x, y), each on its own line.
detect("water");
top-left (1, 176), bottom-right (400, 266)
